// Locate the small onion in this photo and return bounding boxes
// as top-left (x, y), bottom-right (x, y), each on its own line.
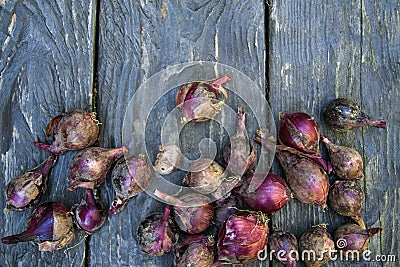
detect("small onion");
top-left (323, 98), bottom-right (386, 131)
top-left (174, 235), bottom-right (215, 267)
top-left (67, 146), bottom-right (127, 190)
top-left (176, 76), bottom-right (230, 122)
top-left (34, 109), bottom-right (99, 155)
top-left (137, 205), bottom-right (179, 256)
top-left (269, 229), bottom-right (298, 267)
top-left (328, 180), bottom-right (365, 229)
top-left (154, 144), bottom-right (183, 175)
top-left (2, 202), bottom-right (75, 251)
top-left (5, 155), bottom-right (57, 211)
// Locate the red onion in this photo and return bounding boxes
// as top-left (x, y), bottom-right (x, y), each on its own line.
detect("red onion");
top-left (298, 225), bottom-right (335, 267)
top-left (328, 180), bottom-right (365, 229)
top-left (232, 172), bottom-right (292, 214)
top-left (333, 223), bottom-right (382, 258)
top-left (73, 189), bottom-right (106, 234)
top-left (323, 98), bottom-right (386, 131)
top-left (321, 135), bottom-right (364, 180)
top-left (222, 106), bottom-right (256, 176)
top-left (176, 75), bottom-right (230, 122)
top-left (109, 155), bottom-right (151, 214)
top-left (184, 158), bottom-right (226, 194)
top-left (34, 109), bottom-right (99, 155)
top-left (278, 112), bottom-right (332, 173)
top-left (255, 129), bottom-right (329, 207)
top-left (174, 235), bottom-right (215, 267)
top-left (213, 195), bottom-right (243, 228)
top-left (269, 229), bottom-right (298, 267)
top-left (154, 190), bottom-right (214, 234)
top-left (216, 211), bottom-right (269, 265)
top-left (2, 202), bottom-right (75, 251)
top-left (67, 146), bottom-right (128, 190)
top-left (137, 205), bottom-right (179, 256)
top-left (154, 144), bottom-right (182, 175)
top-left (5, 155), bottom-right (57, 211)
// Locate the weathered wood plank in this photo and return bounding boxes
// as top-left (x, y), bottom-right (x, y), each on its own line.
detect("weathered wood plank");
top-left (94, 0), bottom-right (267, 266)
top-left (0, 0), bottom-right (95, 266)
top-left (361, 0), bottom-right (400, 265)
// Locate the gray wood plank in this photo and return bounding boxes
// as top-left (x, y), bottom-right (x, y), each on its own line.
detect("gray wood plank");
top-left (361, 1), bottom-right (400, 266)
top-left (0, 0), bottom-right (95, 266)
top-left (94, 0), bottom-right (268, 266)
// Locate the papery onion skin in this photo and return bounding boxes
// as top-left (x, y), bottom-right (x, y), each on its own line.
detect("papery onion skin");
top-left (174, 235), bottom-right (215, 267)
top-left (67, 146), bottom-right (128, 190)
top-left (154, 144), bottom-right (182, 175)
top-left (184, 159), bottom-right (225, 194)
top-left (233, 172), bottom-right (291, 214)
top-left (74, 189), bottom-right (106, 234)
top-left (1, 202), bottom-right (75, 251)
top-left (109, 155), bottom-right (151, 214)
top-left (217, 211), bottom-right (269, 264)
top-left (5, 155), bottom-right (57, 211)
top-left (269, 229), bottom-right (298, 267)
top-left (323, 98), bottom-right (386, 131)
top-left (213, 195), bottom-right (243, 228)
top-left (34, 109), bottom-right (99, 155)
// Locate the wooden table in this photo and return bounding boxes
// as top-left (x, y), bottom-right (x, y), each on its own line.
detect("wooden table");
top-left (1, 0), bottom-right (398, 266)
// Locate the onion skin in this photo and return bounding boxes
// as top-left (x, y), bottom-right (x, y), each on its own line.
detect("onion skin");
top-left (74, 189), bottom-right (106, 234)
top-left (233, 172), bottom-right (292, 214)
top-left (34, 109), bottom-right (99, 155)
top-left (67, 146), bottom-right (128, 190)
top-left (174, 235), bottom-right (215, 267)
top-left (333, 223), bottom-right (382, 258)
top-left (1, 202), bottom-right (75, 251)
top-left (328, 180), bottom-right (365, 228)
top-left (5, 155), bottom-right (57, 211)
top-left (298, 225), bottom-right (335, 267)
top-left (184, 159), bottom-right (225, 194)
top-left (109, 155), bottom-right (151, 214)
top-left (216, 211), bottom-right (269, 264)
top-left (222, 106), bottom-right (256, 176)
top-left (321, 135), bottom-right (364, 180)
top-left (213, 195), bottom-right (243, 228)
top-left (137, 205), bottom-right (179, 256)
top-left (154, 144), bottom-right (182, 175)
top-left (323, 98), bottom-right (386, 131)
top-left (269, 229), bottom-right (298, 267)
top-left (176, 76), bottom-right (230, 122)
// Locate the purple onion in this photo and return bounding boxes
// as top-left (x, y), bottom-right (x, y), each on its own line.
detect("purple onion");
top-left (176, 76), bottom-right (230, 122)
top-left (213, 195), bottom-right (243, 228)
top-left (269, 229), bottom-right (298, 267)
top-left (137, 205), bottom-right (179, 256)
top-left (67, 146), bottom-right (128, 190)
top-left (109, 155), bottom-right (151, 214)
top-left (232, 172), bottom-right (292, 214)
top-left (2, 202), bottom-right (75, 251)
top-left (154, 144), bottom-right (182, 175)
top-left (73, 189), bottom-right (106, 233)
top-left (34, 109), bottom-right (99, 155)
top-left (184, 159), bottom-right (226, 194)
top-left (174, 235), bottom-right (215, 267)
top-left (222, 106), bottom-right (256, 176)
top-left (5, 155), bottom-right (57, 211)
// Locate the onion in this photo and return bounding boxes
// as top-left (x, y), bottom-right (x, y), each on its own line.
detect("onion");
top-left (154, 144), bottom-right (182, 175)
top-left (34, 109), bottom-right (99, 155)
top-left (109, 155), bottom-right (151, 214)
top-left (176, 76), bottom-right (230, 122)
top-left (73, 189), bottom-right (106, 234)
top-left (216, 211), bottom-right (269, 265)
top-left (137, 205), bottom-right (179, 256)
top-left (184, 158), bottom-right (226, 194)
top-left (333, 223), bottom-right (382, 258)
top-left (269, 229), bottom-right (298, 267)
top-left (328, 180), bottom-right (365, 229)
top-left (232, 172), bottom-right (292, 213)
top-left (222, 106), bottom-right (256, 176)
top-left (213, 195), bottom-right (243, 228)
top-left (67, 146), bottom-right (128, 190)
top-left (2, 202), bottom-right (75, 251)
top-left (255, 129), bottom-right (329, 207)
top-left (321, 135), bottom-right (364, 180)
top-left (323, 98), bottom-right (386, 131)
top-left (298, 225), bottom-right (335, 267)
top-left (278, 112), bottom-right (331, 173)
top-left (5, 155), bottom-right (57, 211)
top-left (174, 235), bottom-right (215, 267)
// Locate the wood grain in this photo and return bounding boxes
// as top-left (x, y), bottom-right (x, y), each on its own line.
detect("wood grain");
top-left (0, 0), bottom-right (95, 266)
